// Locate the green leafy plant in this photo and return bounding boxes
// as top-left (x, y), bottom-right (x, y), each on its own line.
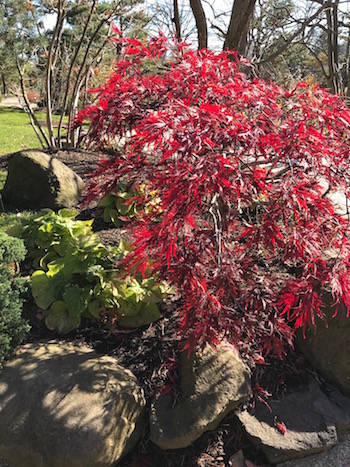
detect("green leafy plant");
top-left (31, 237), bottom-right (167, 332)
top-left (14, 209), bottom-right (171, 332)
top-left (0, 232), bottom-right (30, 366)
top-left (97, 184), bottom-right (160, 227)
top-left (8, 208), bottom-right (94, 267)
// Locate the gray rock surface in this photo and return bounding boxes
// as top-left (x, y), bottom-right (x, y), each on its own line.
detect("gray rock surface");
top-left (320, 382), bottom-right (350, 432)
top-left (237, 379), bottom-right (343, 464)
top-left (278, 430), bottom-right (350, 467)
top-left (150, 342), bottom-right (251, 450)
top-left (2, 150), bottom-right (84, 210)
top-left (327, 190), bottom-right (348, 218)
top-left (0, 341), bottom-right (146, 467)
top-left (296, 304), bottom-right (350, 397)
top-left (228, 449), bottom-right (245, 467)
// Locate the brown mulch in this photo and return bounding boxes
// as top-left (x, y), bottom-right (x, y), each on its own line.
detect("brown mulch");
top-left (3, 149), bottom-right (315, 467)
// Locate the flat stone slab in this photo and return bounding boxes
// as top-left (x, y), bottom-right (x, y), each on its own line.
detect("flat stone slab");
top-left (237, 379), bottom-right (343, 464)
top-left (150, 342), bottom-right (251, 450)
top-left (278, 430), bottom-right (350, 467)
top-left (0, 341), bottom-right (146, 467)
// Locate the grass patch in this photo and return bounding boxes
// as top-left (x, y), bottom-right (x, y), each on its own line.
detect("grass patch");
top-left (0, 108), bottom-right (67, 156)
top-left (0, 108), bottom-right (41, 156)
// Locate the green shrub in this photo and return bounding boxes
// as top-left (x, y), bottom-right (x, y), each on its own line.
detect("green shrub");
top-left (0, 232), bottom-right (30, 366)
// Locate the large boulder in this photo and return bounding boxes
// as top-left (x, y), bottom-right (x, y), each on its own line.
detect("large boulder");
top-left (237, 378), bottom-right (346, 464)
top-left (2, 150), bottom-right (84, 210)
top-left (150, 342), bottom-right (251, 450)
top-left (296, 303), bottom-right (350, 397)
top-left (0, 341), bottom-right (146, 467)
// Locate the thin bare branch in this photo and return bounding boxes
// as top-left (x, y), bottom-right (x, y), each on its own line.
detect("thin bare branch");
top-left (256, 1), bottom-right (333, 65)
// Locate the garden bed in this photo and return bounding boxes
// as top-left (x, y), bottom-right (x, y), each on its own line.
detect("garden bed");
top-left (0, 150), bottom-right (317, 467)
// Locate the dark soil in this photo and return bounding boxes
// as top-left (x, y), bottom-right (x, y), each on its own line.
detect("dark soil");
top-left (2, 150), bottom-right (315, 467)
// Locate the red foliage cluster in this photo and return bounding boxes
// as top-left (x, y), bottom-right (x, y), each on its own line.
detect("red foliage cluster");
top-left (77, 35), bottom-right (350, 360)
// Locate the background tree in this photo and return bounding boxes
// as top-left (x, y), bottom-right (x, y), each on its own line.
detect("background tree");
top-left (223, 0), bottom-right (256, 53)
top-left (149, 0), bottom-right (258, 54)
top-left (0, 0), bottom-right (149, 149)
top-left (42, 0), bottom-right (150, 149)
top-left (251, 0), bottom-right (350, 95)
top-left (147, 0), bottom-right (196, 43)
top-left (0, 0), bottom-right (41, 96)
top-left (189, 0), bottom-right (207, 49)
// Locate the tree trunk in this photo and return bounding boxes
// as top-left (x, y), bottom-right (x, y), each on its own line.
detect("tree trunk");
top-left (326, 0), bottom-right (341, 94)
top-left (173, 0), bottom-right (181, 42)
top-left (223, 0), bottom-right (256, 55)
top-left (45, 0), bottom-right (65, 150)
top-left (1, 75), bottom-right (6, 95)
top-left (345, 25), bottom-right (350, 97)
top-left (57, 0), bottom-right (96, 148)
top-left (190, 0), bottom-right (207, 49)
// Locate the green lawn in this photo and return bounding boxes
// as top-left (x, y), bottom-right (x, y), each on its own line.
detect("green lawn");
top-left (0, 108), bottom-right (43, 155)
top-left (0, 108), bottom-right (68, 156)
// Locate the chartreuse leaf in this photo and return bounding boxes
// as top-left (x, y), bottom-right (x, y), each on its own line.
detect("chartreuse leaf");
top-left (71, 221), bottom-right (94, 236)
top-left (46, 258), bottom-right (65, 277)
top-left (98, 193), bottom-right (117, 208)
top-left (31, 271), bottom-right (57, 310)
top-left (32, 270), bottom-right (66, 310)
top-left (98, 184), bottom-right (160, 227)
top-left (159, 281), bottom-right (176, 298)
top-left (118, 297), bottom-right (142, 317)
top-left (52, 237), bottom-right (71, 257)
top-left (118, 280), bottom-right (141, 301)
top-left (142, 286), bottom-right (163, 303)
top-left (61, 254), bottom-right (86, 281)
top-left (58, 209), bottom-right (78, 219)
top-left (116, 239), bottom-right (132, 255)
top-left (63, 285), bottom-right (91, 317)
top-left (107, 208), bottom-right (119, 224)
top-left (75, 233), bottom-right (101, 251)
top-left (119, 303), bottom-right (161, 328)
top-left (45, 300), bottom-right (67, 331)
top-left (137, 277), bottom-right (163, 303)
top-left (88, 299), bottom-right (101, 318)
top-left (97, 282), bottom-right (120, 308)
top-left (45, 300), bottom-right (81, 333)
top-left (39, 251), bottom-right (60, 270)
top-left (116, 198), bottom-right (133, 215)
top-left (86, 265), bottom-right (105, 286)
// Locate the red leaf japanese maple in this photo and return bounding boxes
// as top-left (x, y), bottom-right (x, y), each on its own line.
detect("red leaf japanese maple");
top-left (77, 36), bottom-right (350, 360)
